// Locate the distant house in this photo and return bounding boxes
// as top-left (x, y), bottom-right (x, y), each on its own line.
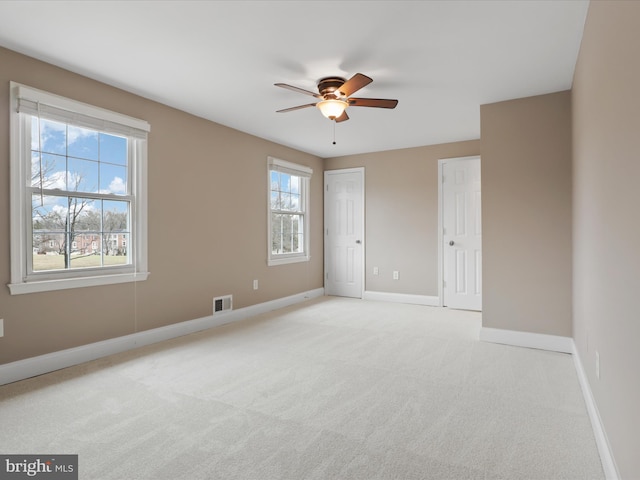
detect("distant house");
top-left (33, 231), bottom-right (127, 256)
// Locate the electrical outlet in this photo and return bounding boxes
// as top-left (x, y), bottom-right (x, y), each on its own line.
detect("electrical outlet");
top-left (253, 279), bottom-right (259, 290)
top-left (595, 351), bottom-right (600, 379)
top-left (0, 319), bottom-right (4, 338)
top-left (373, 267), bottom-right (379, 275)
top-left (393, 271), bottom-right (399, 280)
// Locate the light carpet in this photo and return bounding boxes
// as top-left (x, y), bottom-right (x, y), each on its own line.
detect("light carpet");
top-left (0, 297), bottom-right (604, 479)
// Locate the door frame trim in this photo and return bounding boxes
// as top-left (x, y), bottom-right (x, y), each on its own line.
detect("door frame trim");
top-left (323, 167), bottom-right (365, 298)
top-left (438, 155), bottom-right (481, 308)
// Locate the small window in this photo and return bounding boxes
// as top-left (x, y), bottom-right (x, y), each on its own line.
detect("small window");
top-left (8, 82), bottom-right (150, 294)
top-left (267, 157), bottom-right (312, 266)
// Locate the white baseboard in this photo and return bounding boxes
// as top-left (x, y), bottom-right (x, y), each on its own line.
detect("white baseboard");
top-left (572, 344), bottom-right (620, 480)
top-left (0, 288), bottom-right (324, 386)
top-left (479, 327), bottom-right (574, 353)
top-left (480, 327), bottom-right (618, 479)
top-left (363, 291), bottom-right (440, 306)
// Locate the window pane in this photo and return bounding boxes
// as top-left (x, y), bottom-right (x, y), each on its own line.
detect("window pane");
top-left (73, 199), bottom-right (100, 233)
top-left (290, 193), bottom-right (301, 211)
top-left (100, 163), bottom-right (128, 195)
top-left (69, 232), bottom-right (103, 269)
top-left (99, 133), bottom-right (127, 166)
top-left (290, 215), bottom-right (302, 253)
top-left (271, 191), bottom-right (279, 209)
top-left (68, 157), bottom-right (99, 193)
top-left (67, 126), bottom-right (99, 161)
top-left (32, 233), bottom-right (66, 271)
top-left (270, 171), bottom-right (279, 191)
top-left (32, 194), bottom-right (67, 271)
top-left (104, 233), bottom-right (129, 264)
top-left (271, 213), bottom-right (283, 254)
top-left (31, 152), bottom-right (66, 189)
top-left (32, 194), bottom-right (67, 231)
top-left (283, 213), bottom-right (291, 253)
top-left (290, 176), bottom-right (300, 194)
top-left (35, 118), bottom-right (66, 155)
top-left (103, 200), bottom-right (129, 230)
top-left (280, 173), bottom-right (291, 193)
top-left (103, 200), bottom-right (130, 265)
top-left (281, 193), bottom-right (292, 211)
top-left (70, 198), bottom-right (100, 270)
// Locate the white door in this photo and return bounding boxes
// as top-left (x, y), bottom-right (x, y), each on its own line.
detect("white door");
top-left (324, 168), bottom-right (364, 298)
top-left (442, 156), bottom-right (482, 311)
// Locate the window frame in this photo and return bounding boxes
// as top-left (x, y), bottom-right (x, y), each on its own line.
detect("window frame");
top-left (267, 156), bottom-right (312, 266)
top-left (8, 81), bottom-right (150, 295)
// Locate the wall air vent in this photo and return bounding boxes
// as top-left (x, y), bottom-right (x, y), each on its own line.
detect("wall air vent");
top-left (213, 295), bottom-right (233, 315)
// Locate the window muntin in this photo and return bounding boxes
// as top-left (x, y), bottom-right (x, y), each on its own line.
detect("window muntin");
top-left (267, 157), bottom-right (311, 266)
top-left (9, 82), bottom-right (149, 294)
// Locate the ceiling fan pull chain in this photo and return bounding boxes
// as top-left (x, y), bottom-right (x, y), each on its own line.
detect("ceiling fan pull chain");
top-left (333, 120), bottom-right (336, 145)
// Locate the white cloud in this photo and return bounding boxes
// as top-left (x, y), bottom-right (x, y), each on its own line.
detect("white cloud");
top-left (108, 176), bottom-right (126, 194)
top-left (46, 171), bottom-right (67, 190)
top-left (67, 125), bottom-right (98, 146)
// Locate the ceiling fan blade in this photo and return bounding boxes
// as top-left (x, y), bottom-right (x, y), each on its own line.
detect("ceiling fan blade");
top-left (276, 103), bottom-right (317, 113)
top-left (335, 111), bottom-right (349, 123)
top-left (348, 98), bottom-right (398, 109)
top-left (274, 83), bottom-right (322, 98)
top-left (338, 73), bottom-right (373, 97)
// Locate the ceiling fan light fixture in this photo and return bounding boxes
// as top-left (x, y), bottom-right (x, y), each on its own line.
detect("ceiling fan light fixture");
top-left (317, 99), bottom-right (348, 120)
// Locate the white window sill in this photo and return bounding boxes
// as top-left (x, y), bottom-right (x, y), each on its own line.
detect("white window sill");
top-left (8, 271), bottom-right (149, 295)
top-left (268, 255), bottom-right (310, 267)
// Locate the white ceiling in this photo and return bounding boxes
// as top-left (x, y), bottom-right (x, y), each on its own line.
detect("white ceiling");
top-left (0, 1), bottom-right (589, 158)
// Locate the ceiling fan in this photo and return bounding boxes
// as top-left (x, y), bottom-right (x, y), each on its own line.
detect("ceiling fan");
top-left (275, 73), bottom-right (398, 122)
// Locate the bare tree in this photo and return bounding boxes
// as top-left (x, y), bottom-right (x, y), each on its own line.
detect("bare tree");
top-left (32, 166), bottom-right (93, 268)
top-left (102, 210), bottom-right (127, 256)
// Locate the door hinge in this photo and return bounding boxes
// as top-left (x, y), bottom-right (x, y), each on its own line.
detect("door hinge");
top-left (443, 280), bottom-right (447, 288)
top-left (326, 184), bottom-right (329, 192)
top-left (326, 272), bottom-right (329, 280)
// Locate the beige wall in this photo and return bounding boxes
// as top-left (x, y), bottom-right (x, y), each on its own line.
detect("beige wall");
top-left (481, 91), bottom-right (573, 337)
top-left (324, 141), bottom-right (480, 296)
top-left (0, 47), bottom-right (324, 365)
top-left (572, 2), bottom-right (640, 477)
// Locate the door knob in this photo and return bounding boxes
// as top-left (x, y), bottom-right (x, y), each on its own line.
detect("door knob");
top-left (449, 240), bottom-right (455, 246)
top-left (356, 240), bottom-right (362, 244)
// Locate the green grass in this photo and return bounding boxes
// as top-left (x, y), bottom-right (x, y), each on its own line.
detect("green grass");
top-left (33, 254), bottom-right (128, 271)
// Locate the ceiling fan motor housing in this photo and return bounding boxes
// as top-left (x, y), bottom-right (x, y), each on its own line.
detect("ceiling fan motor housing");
top-left (318, 77), bottom-right (346, 98)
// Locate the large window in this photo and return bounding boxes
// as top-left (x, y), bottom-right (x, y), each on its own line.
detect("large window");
top-left (268, 157), bottom-right (312, 266)
top-left (8, 82), bottom-right (150, 294)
